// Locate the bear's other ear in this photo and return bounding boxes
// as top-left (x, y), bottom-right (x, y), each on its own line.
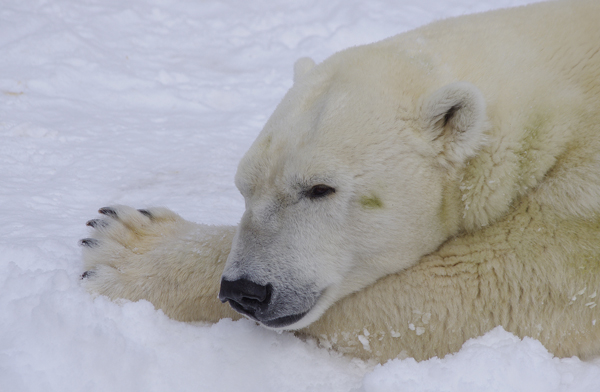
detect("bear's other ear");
top-left (293, 57), bottom-right (316, 83)
top-left (421, 82), bottom-right (487, 167)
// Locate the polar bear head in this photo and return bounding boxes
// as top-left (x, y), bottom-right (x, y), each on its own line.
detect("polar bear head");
top-left (219, 46), bottom-right (487, 330)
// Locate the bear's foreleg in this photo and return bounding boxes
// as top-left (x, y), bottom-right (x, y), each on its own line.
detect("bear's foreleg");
top-left (80, 205), bottom-right (240, 322)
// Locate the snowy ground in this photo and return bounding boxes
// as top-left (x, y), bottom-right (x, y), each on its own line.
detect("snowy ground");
top-left (1, 0), bottom-right (600, 391)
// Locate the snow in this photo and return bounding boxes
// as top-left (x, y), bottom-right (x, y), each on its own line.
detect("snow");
top-left (1, 0), bottom-right (599, 391)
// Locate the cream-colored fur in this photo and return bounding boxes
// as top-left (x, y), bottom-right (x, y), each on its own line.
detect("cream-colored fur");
top-left (82, 0), bottom-right (600, 362)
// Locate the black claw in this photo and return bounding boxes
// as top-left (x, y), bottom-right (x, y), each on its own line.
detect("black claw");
top-left (81, 270), bottom-right (96, 279)
top-left (98, 207), bottom-right (117, 219)
top-left (86, 219), bottom-right (107, 228)
top-left (138, 209), bottom-right (152, 219)
top-left (79, 238), bottom-right (99, 247)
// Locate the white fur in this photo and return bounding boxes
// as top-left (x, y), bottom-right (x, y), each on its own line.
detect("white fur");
top-left (82, 0), bottom-right (600, 362)
top-left (293, 57), bottom-right (316, 83)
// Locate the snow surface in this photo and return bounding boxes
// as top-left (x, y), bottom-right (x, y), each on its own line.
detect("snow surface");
top-left (1, 0), bottom-right (599, 391)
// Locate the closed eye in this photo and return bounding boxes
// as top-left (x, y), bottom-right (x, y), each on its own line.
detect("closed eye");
top-left (305, 184), bottom-right (336, 200)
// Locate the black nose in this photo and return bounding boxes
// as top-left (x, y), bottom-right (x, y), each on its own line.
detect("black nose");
top-left (218, 278), bottom-right (272, 318)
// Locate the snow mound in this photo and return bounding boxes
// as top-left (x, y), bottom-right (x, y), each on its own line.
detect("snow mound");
top-left (362, 327), bottom-right (600, 392)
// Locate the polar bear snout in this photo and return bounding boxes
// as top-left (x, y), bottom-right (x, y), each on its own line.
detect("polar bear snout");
top-left (218, 278), bottom-right (272, 317)
top-left (218, 276), bottom-right (315, 328)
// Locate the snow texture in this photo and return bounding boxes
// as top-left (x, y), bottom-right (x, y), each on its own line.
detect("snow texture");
top-left (1, 0), bottom-right (599, 391)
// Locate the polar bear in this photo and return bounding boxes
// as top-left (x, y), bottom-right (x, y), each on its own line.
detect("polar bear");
top-left (81, 0), bottom-right (600, 362)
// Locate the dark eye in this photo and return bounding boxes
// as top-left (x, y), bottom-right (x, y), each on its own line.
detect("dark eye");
top-left (306, 184), bottom-right (336, 199)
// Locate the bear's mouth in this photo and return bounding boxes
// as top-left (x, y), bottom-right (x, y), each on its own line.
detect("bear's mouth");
top-left (226, 298), bottom-right (309, 328)
top-left (262, 312), bottom-right (308, 328)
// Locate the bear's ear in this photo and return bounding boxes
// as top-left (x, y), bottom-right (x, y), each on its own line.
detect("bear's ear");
top-left (421, 82), bottom-right (487, 167)
top-left (293, 57), bottom-right (316, 83)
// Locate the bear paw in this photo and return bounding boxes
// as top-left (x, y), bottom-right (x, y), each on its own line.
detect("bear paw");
top-left (79, 205), bottom-right (190, 300)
